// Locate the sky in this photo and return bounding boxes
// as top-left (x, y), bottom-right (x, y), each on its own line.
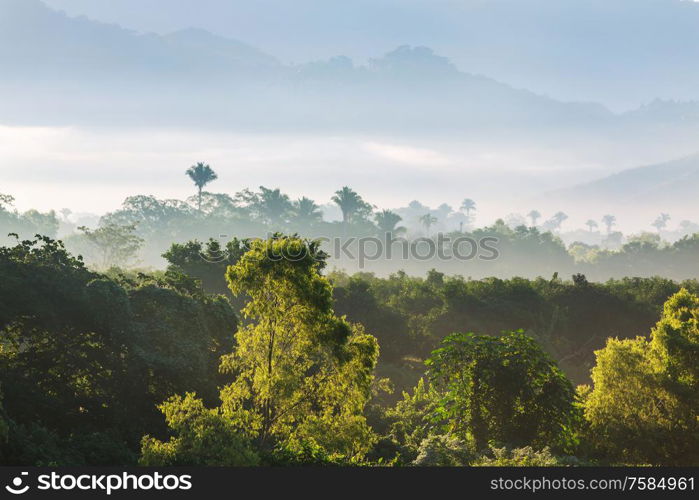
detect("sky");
top-left (3, 0), bottom-right (699, 234)
top-left (40, 0), bottom-right (699, 110)
top-left (3, 124), bottom-right (694, 233)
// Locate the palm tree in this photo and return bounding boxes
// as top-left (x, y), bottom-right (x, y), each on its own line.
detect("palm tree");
top-left (543, 212), bottom-right (568, 232)
top-left (602, 214), bottom-right (616, 234)
top-left (375, 210), bottom-right (406, 235)
top-left (651, 213), bottom-right (671, 233)
top-left (527, 210), bottom-right (541, 227)
top-left (332, 187), bottom-right (370, 224)
top-left (293, 197), bottom-right (323, 224)
top-left (460, 198), bottom-right (476, 219)
top-left (257, 186), bottom-right (292, 226)
top-left (419, 213), bottom-right (438, 235)
top-left (186, 162), bottom-right (218, 211)
top-left (585, 219), bottom-right (598, 232)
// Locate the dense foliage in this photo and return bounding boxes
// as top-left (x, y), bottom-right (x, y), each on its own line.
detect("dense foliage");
top-left (426, 332), bottom-right (575, 450)
top-left (582, 289), bottom-right (699, 465)
top-left (143, 236), bottom-right (379, 463)
top-left (1, 234), bottom-right (697, 466)
top-left (0, 236), bottom-right (236, 465)
top-left (4, 183), bottom-right (695, 279)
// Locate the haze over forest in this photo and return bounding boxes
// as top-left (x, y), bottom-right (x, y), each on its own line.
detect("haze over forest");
top-left (3, 0), bottom-right (699, 469)
top-left (3, 0), bottom-right (699, 233)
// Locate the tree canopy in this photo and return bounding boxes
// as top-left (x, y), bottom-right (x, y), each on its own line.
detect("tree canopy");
top-left (426, 331), bottom-right (575, 450)
top-left (583, 289), bottom-right (699, 465)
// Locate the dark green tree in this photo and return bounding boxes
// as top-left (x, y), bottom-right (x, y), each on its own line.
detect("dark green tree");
top-left (426, 331), bottom-right (575, 450)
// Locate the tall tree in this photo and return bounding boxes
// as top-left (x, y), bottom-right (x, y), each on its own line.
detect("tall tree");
top-left (220, 236), bottom-right (379, 457)
top-left (527, 210), bottom-right (541, 227)
top-left (292, 197), bottom-right (323, 225)
top-left (585, 219), bottom-right (599, 232)
top-left (602, 214), bottom-right (616, 234)
top-left (553, 211), bottom-right (568, 227)
top-left (543, 212), bottom-right (568, 232)
top-left (375, 210), bottom-right (406, 235)
top-left (78, 223), bottom-right (144, 269)
top-left (332, 187), bottom-right (371, 225)
top-left (419, 213), bottom-right (438, 235)
top-left (652, 213), bottom-right (671, 233)
top-left (185, 162), bottom-right (218, 211)
top-left (256, 187), bottom-right (292, 227)
top-left (460, 199), bottom-right (476, 218)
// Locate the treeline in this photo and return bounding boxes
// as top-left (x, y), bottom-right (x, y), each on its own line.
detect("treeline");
top-left (166, 238), bottom-right (698, 387)
top-left (0, 194), bottom-right (58, 245)
top-left (3, 187), bottom-right (699, 280)
top-left (1, 235), bottom-right (697, 466)
top-left (0, 236), bottom-right (236, 464)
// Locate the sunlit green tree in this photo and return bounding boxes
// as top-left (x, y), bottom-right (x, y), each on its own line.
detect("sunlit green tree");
top-left (140, 393), bottom-right (259, 466)
top-left (219, 236), bottom-right (379, 458)
top-left (583, 289), bottom-right (699, 465)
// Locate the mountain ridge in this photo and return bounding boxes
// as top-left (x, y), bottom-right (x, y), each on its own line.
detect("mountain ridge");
top-left (2, 0), bottom-right (699, 136)
top-left (546, 154), bottom-right (699, 205)
top-left (0, 0), bottom-right (621, 132)
top-left (39, 0), bottom-right (699, 109)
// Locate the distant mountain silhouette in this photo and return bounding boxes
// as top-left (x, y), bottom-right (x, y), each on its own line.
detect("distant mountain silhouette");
top-left (0, 0), bottom-right (617, 132)
top-left (622, 100), bottom-right (699, 124)
top-left (162, 28), bottom-right (279, 68)
top-left (2, 0), bottom-right (699, 137)
top-left (549, 154), bottom-right (699, 205)
top-left (0, 0), bottom-right (279, 77)
top-left (39, 0), bottom-right (699, 109)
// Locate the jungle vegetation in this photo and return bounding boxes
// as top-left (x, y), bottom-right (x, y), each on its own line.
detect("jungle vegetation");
top-left (1, 233), bottom-right (697, 466)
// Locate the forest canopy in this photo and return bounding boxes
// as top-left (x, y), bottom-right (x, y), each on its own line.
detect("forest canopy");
top-left (1, 234), bottom-right (697, 466)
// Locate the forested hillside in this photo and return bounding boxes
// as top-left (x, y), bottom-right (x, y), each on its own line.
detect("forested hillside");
top-left (2, 0), bottom-right (699, 472)
top-left (1, 234), bottom-right (697, 466)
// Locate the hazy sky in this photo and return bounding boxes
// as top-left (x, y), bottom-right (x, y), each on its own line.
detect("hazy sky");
top-left (40, 0), bottom-right (699, 110)
top-left (3, 0), bottom-right (699, 234)
top-left (3, 124), bottom-right (695, 233)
